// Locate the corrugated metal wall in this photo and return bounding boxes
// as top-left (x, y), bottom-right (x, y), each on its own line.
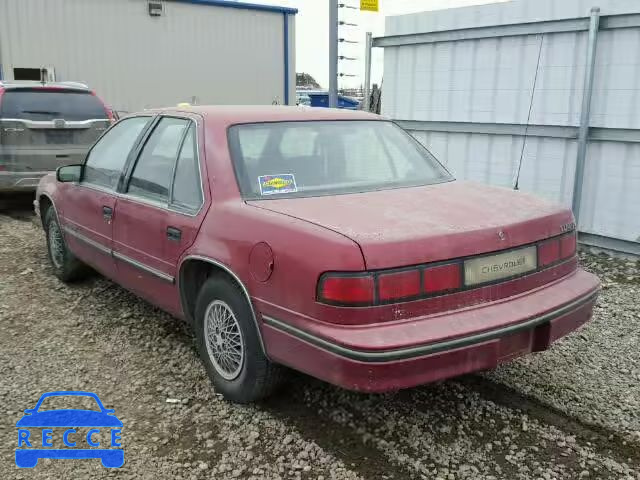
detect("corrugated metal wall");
top-left (380, 0), bottom-right (640, 253)
top-left (0, 0), bottom-right (295, 111)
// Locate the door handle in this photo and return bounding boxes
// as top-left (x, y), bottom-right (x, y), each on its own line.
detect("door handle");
top-left (167, 226), bottom-right (182, 241)
top-left (102, 206), bottom-right (113, 222)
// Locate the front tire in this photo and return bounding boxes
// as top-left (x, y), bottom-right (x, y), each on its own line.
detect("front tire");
top-left (44, 207), bottom-right (87, 282)
top-left (195, 275), bottom-right (285, 403)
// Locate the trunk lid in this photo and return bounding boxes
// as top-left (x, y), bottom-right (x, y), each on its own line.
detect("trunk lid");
top-left (248, 181), bottom-right (574, 270)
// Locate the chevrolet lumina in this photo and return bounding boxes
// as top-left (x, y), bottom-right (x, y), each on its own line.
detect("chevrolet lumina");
top-left (35, 106), bottom-right (600, 403)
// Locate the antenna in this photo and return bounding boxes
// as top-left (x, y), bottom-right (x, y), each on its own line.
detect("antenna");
top-left (513, 33), bottom-right (544, 190)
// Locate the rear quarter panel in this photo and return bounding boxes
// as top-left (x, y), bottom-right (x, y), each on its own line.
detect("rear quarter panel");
top-left (186, 201), bottom-right (366, 319)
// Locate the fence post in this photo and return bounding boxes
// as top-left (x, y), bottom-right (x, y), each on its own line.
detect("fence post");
top-left (329, 0), bottom-right (339, 108)
top-left (572, 7), bottom-right (601, 223)
top-left (363, 32), bottom-right (373, 111)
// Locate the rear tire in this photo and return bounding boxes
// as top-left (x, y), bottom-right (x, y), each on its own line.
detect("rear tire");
top-left (44, 207), bottom-right (87, 282)
top-left (195, 275), bottom-right (285, 403)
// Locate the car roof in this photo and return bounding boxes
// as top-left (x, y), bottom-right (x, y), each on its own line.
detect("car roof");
top-left (151, 105), bottom-right (380, 126)
top-left (0, 80), bottom-right (90, 91)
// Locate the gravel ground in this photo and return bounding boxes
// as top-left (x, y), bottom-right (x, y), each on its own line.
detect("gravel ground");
top-left (487, 251), bottom-right (640, 445)
top-left (1, 210), bottom-right (639, 479)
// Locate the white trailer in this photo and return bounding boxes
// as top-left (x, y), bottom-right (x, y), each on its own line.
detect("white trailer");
top-left (0, 0), bottom-right (297, 112)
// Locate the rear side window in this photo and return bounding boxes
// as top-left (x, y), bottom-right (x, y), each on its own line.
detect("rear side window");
top-left (83, 117), bottom-right (151, 189)
top-left (127, 117), bottom-right (190, 203)
top-left (171, 125), bottom-right (203, 212)
top-left (0, 89), bottom-right (107, 121)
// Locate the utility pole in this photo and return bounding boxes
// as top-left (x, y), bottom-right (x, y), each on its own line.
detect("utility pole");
top-left (328, 0), bottom-right (339, 108)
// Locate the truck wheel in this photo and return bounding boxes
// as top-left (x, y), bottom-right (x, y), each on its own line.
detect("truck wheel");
top-left (44, 207), bottom-right (87, 282)
top-left (195, 275), bottom-right (285, 403)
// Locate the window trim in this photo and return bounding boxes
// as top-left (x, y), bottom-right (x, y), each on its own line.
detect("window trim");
top-left (124, 116), bottom-right (190, 205)
top-left (80, 113), bottom-right (156, 191)
top-left (169, 123), bottom-right (203, 214)
top-left (118, 114), bottom-right (205, 217)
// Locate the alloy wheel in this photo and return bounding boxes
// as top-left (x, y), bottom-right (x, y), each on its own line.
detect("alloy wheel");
top-left (204, 300), bottom-right (245, 380)
top-left (48, 221), bottom-right (65, 269)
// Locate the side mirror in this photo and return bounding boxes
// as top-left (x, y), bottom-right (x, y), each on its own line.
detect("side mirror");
top-left (56, 164), bottom-right (82, 183)
top-left (23, 409), bottom-right (36, 415)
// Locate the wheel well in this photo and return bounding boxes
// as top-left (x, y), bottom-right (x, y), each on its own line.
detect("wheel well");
top-left (179, 259), bottom-right (244, 324)
top-left (38, 195), bottom-right (53, 227)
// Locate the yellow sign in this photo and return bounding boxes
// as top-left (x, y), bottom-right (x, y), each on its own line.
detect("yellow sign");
top-left (360, 0), bottom-right (378, 12)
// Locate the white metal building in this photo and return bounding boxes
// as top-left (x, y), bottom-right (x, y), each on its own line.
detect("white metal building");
top-left (0, 0), bottom-right (297, 111)
top-left (375, 0), bottom-right (640, 255)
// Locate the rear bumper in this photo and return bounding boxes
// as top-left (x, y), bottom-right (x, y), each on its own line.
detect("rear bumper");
top-left (0, 171), bottom-right (49, 191)
top-left (261, 268), bottom-right (600, 392)
top-left (0, 147), bottom-right (86, 191)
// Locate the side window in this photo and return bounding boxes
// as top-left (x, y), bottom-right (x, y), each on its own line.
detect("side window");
top-left (171, 124), bottom-right (203, 212)
top-left (127, 117), bottom-right (189, 203)
top-left (83, 116), bottom-right (150, 189)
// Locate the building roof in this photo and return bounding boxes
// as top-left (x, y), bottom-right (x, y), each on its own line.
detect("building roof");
top-left (175, 0), bottom-right (297, 15)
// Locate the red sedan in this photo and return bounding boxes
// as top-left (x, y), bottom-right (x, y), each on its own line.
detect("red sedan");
top-left (35, 106), bottom-right (600, 403)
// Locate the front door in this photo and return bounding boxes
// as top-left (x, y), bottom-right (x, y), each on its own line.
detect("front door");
top-left (60, 116), bottom-right (152, 278)
top-left (112, 116), bottom-right (206, 316)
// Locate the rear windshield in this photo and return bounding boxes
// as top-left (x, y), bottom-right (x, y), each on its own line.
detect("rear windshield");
top-left (0, 89), bottom-right (107, 121)
top-left (228, 120), bottom-right (453, 199)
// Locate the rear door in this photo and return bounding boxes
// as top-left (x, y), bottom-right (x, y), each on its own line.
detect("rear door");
top-left (0, 88), bottom-right (110, 178)
top-left (111, 115), bottom-right (207, 316)
top-left (60, 116), bottom-right (153, 279)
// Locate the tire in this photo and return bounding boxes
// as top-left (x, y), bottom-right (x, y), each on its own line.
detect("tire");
top-left (44, 207), bottom-right (87, 282)
top-left (195, 275), bottom-right (285, 403)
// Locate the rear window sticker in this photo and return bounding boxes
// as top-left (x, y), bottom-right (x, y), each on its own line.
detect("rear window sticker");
top-left (258, 174), bottom-right (298, 195)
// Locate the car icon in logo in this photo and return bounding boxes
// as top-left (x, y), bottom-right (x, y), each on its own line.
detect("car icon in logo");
top-left (15, 391), bottom-right (123, 468)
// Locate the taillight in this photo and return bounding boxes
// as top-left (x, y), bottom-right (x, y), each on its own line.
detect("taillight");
top-left (378, 269), bottom-right (421, 302)
top-left (318, 263), bottom-right (462, 306)
top-left (537, 232), bottom-right (577, 268)
top-left (538, 239), bottom-right (561, 267)
top-left (318, 274), bottom-right (374, 306)
top-left (560, 233), bottom-right (576, 258)
top-left (318, 232), bottom-right (577, 307)
top-left (424, 263), bottom-right (461, 294)
top-left (92, 90), bottom-right (115, 123)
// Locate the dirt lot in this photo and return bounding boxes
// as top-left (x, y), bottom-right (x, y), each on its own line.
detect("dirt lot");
top-left (0, 206), bottom-right (639, 480)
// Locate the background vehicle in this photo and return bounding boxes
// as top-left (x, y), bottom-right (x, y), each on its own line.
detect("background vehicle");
top-left (0, 81), bottom-right (112, 192)
top-left (35, 106), bottom-right (599, 404)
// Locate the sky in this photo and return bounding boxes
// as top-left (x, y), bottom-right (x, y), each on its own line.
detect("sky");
top-left (249, 0), bottom-right (507, 89)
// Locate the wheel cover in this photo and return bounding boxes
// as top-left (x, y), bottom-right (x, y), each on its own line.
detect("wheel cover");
top-left (204, 300), bottom-right (244, 380)
top-left (48, 221), bottom-right (65, 269)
